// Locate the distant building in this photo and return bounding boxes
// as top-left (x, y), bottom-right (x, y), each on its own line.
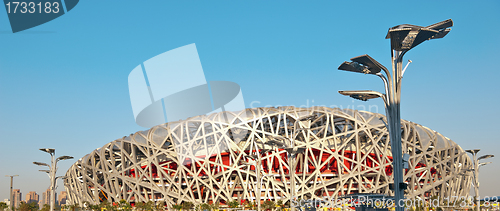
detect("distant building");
top-left (2, 199), bottom-right (10, 206)
top-left (42, 189), bottom-right (57, 207)
top-left (42, 189), bottom-right (49, 206)
top-left (12, 189), bottom-right (21, 208)
top-left (25, 191), bottom-right (39, 204)
top-left (58, 191), bottom-right (67, 206)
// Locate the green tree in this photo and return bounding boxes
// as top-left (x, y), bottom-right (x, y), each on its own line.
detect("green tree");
top-left (146, 201), bottom-right (155, 211)
top-left (88, 204), bottom-right (100, 211)
top-left (0, 202), bottom-right (9, 211)
top-left (154, 201), bottom-right (165, 211)
top-left (69, 203), bottom-right (80, 211)
top-left (98, 201), bottom-right (108, 211)
top-left (182, 202), bottom-right (194, 210)
top-left (136, 201), bottom-right (154, 211)
top-left (18, 201), bottom-right (39, 211)
top-left (172, 204), bottom-right (182, 211)
top-left (275, 200), bottom-right (284, 211)
top-left (210, 202), bottom-right (219, 211)
top-left (29, 202), bottom-right (38, 211)
top-left (199, 203), bottom-right (211, 211)
top-left (104, 201), bottom-right (118, 211)
top-left (18, 202), bottom-right (29, 211)
top-left (135, 202), bottom-right (145, 211)
top-left (227, 200), bottom-right (239, 208)
top-left (262, 200), bottom-right (275, 211)
top-left (41, 204), bottom-right (51, 211)
top-left (119, 200), bottom-right (132, 211)
top-left (244, 201), bottom-right (255, 210)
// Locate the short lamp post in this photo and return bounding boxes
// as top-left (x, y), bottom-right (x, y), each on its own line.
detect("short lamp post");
top-left (242, 148), bottom-right (272, 211)
top-left (5, 175), bottom-right (19, 211)
top-left (266, 138), bottom-right (305, 211)
top-left (465, 149), bottom-right (494, 211)
top-left (266, 115), bottom-right (315, 211)
top-left (34, 148), bottom-right (73, 211)
top-left (260, 174), bottom-right (277, 197)
top-left (337, 19), bottom-right (453, 211)
top-left (242, 115), bottom-right (314, 211)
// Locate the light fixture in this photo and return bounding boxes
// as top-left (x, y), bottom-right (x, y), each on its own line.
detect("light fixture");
top-left (386, 19), bottom-right (453, 51)
top-left (39, 148), bottom-right (55, 154)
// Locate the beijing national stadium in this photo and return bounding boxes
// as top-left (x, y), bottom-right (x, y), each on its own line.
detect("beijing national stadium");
top-left (63, 106), bottom-right (473, 207)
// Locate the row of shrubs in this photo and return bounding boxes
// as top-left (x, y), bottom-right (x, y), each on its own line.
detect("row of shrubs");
top-left (58, 199), bottom-right (288, 211)
top-left (173, 200), bottom-right (287, 210)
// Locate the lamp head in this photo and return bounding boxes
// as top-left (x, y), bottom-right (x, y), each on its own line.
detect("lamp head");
top-left (295, 147), bottom-right (306, 154)
top-left (267, 139), bottom-right (286, 148)
top-left (338, 55), bottom-right (387, 75)
top-left (351, 94), bottom-right (371, 101)
top-left (466, 149), bottom-right (481, 155)
top-left (338, 90), bottom-right (383, 101)
top-left (260, 149), bottom-right (272, 154)
top-left (39, 148), bottom-right (55, 154)
top-left (386, 19), bottom-right (453, 51)
top-left (269, 135), bottom-right (288, 144)
top-left (478, 154), bottom-right (494, 161)
top-left (33, 161), bottom-right (50, 167)
top-left (56, 156), bottom-right (74, 161)
top-left (338, 61), bottom-right (369, 73)
top-left (297, 115), bottom-right (316, 122)
top-left (245, 154), bottom-right (258, 161)
top-left (479, 162), bottom-right (492, 167)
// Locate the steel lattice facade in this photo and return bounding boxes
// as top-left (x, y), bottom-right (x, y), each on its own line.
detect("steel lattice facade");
top-left (64, 106), bottom-right (472, 207)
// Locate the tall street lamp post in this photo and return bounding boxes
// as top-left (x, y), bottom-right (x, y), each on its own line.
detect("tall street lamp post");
top-left (5, 175), bottom-right (19, 211)
top-left (337, 19), bottom-right (453, 211)
top-left (465, 149), bottom-right (494, 211)
top-left (34, 148), bottom-right (73, 211)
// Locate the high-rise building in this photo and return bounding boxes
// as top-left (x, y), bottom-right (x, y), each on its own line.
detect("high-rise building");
top-left (58, 191), bottom-right (67, 206)
top-left (25, 191), bottom-right (39, 204)
top-left (42, 189), bottom-right (57, 207)
top-left (12, 189), bottom-right (21, 208)
top-left (42, 189), bottom-right (49, 206)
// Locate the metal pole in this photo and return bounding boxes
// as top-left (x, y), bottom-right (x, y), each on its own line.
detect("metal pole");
top-left (383, 50), bottom-right (406, 211)
top-left (6, 175), bottom-right (18, 211)
top-left (9, 176), bottom-right (13, 211)
top-left (260, 174), bottom-right (273, 202)
top-left (10, 176), bottom-right (13, 211)
top-left (35, 149), bottom-right (72, 211)
top-left (290, 137), bottom-right (296, 211)
top-left (256, 158), bottom-right (261, 211)
top-left (473, 154), bottom-right (479, 211)
top-left (338, 19), bottom-right (454, 211)
top-left (50, 153), bottom-right (56, 211)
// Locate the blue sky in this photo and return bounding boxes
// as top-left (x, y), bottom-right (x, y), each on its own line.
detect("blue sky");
top-left (1, 0), bottom-right (499, 202)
